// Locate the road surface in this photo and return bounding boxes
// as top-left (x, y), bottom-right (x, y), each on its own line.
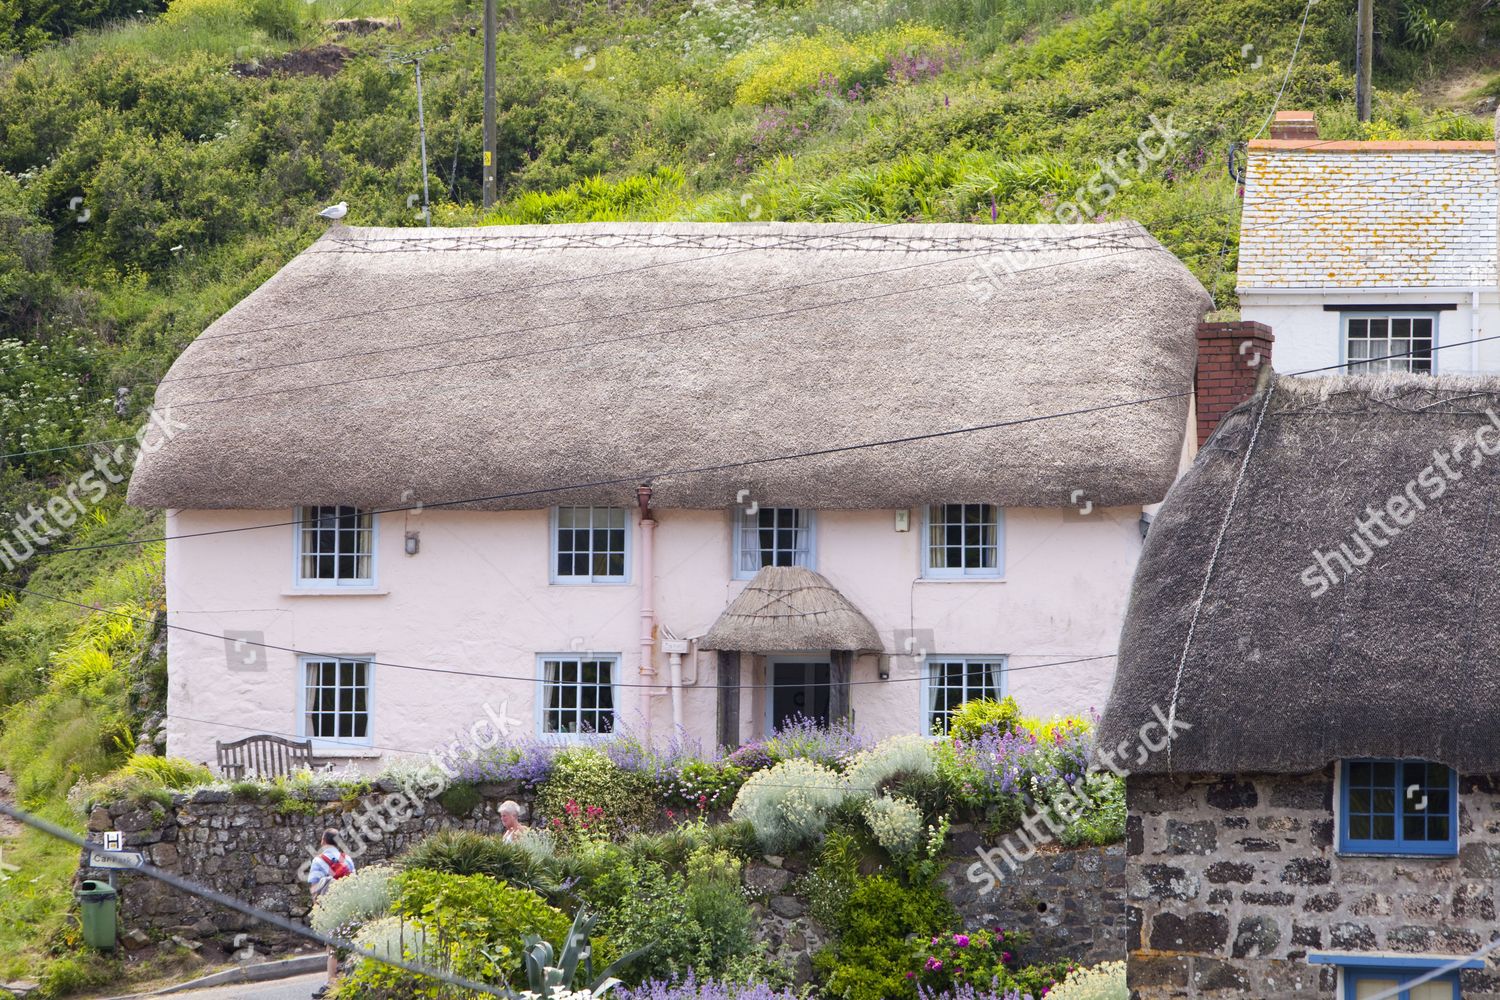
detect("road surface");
top-left (155, 972), bottom-right (327, 999)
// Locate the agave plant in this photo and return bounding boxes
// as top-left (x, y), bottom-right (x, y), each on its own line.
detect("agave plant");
top-left (492, 909), bottom-right (651, 999)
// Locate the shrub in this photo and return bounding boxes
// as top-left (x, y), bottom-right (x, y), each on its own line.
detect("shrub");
top-left (948, 697), bottom-right (1021, 742)
top-left (617, 975), bottom-right (803, 1000)
top-left (342, 870), bottom-right (570, 993)
top-left (729, 757), bottom-right (847, 853)
top-left (309, 864), bottom-right (397, 937)
top-left (814, 873), bottom-right (956, 1000)
top-left (845, 734), bottom-right (936, 796)
top-left (763, 715), bottom-right (866, 770)
top-left (862, 795), bottom-right (925, 857)
top-left (398, 830), bottom-right (565, 899)
top-left (1046, 961), bottom-right (1128, 1000)
top-left (798, 826), bottom-right (862, 929)
top-left (535, 747), bottom-right (657, 841)
top-left (78, 754), bottom-right (212, 809)
top-left (584, 844), bottom-right (754, 983)
top-left (910, 928), bottom-right (1075, 997)
top-left (434, 781), bottom-right (481, 817)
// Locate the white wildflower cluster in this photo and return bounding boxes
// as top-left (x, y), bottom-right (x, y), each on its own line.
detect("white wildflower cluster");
top-left (844, 733), bottom-right (936, 796)
top-left (310, 863), bottom-right (397, 936)
top-left (861, 794), bottom-right (924, 856)
top-left (1046, 961), bottom-right (1128, 1000)
top-left (729, 758), bottom-right (847, 852)
top-left (676, 0), bottom-right (778, 58)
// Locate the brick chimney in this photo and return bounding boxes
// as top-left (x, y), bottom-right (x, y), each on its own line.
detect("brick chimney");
top-left (1269, 110), bottom-right (1318, 141)
top-left (1196, 321), bottom-right (1274, 446)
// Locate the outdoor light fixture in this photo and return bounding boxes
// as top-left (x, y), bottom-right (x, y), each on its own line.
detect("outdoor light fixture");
top-left (405, 531), bottom-right (420, 555)
top-left (878, 656), bottom-right (891, 680)
top-left (894, 510), bottom-right (910, 532)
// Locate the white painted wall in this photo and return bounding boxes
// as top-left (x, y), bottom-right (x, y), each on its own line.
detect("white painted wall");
top-left (163, 504), bottom-right (1147, 768)
top-left (1241, 288), bottom-right (1500, 376)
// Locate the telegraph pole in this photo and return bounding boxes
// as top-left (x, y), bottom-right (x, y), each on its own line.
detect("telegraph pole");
top-left (482, 0), bottom-right (497, 208)
top-left (1355, 0), bottom-right (1373, 122)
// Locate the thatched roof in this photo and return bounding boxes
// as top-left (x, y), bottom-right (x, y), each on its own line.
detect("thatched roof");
top-left (701, 566), bottom-right (882, 653)
top-left (127, 222), bottom-right (1209, 511)
top-left (1100, 373), bottom-right (1500, 774)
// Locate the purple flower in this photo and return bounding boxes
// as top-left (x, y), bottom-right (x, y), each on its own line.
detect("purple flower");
top-left (953, 933), bottom-right (970, 947)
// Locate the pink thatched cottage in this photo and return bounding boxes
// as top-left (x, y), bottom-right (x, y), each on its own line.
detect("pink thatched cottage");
top-left (127, 222), bottom-right (1212, 771)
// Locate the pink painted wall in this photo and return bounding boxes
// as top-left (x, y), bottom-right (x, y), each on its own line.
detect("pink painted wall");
top-left (163, 505), bottom-right (1145, 768)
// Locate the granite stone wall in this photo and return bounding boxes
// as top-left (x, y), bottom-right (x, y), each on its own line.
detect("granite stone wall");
top-left (80, 780), bottom-right (537, 952)
top-left (1129, 770), bottom-right (1500, 999)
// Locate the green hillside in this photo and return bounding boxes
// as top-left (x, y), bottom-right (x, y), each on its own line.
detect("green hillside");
top-left (0, 0), bottom-right (1495, 990)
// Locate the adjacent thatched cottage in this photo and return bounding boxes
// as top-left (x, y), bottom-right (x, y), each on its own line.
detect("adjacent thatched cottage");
top-left (129, 221), bottom-right (1212, 769)
top-left (1101, 371), bottom-right (1500, 999)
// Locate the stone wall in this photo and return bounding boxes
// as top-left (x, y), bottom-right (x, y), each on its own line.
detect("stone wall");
top-left (1129, 771), bottom-right (1500, 999)
top-left (80, 793), bottom-right (1127, 972)
top-left (80, 780), bottom-right (536, 953)
top-left (945, 823), bottom-right (1128, 965)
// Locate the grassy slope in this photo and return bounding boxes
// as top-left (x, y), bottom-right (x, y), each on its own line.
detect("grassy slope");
top-left (0, 0), bottom-right (1494, 991)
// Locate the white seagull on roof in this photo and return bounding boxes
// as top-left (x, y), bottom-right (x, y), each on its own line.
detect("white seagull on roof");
top-left (317, 201), bottom-right (348, 221)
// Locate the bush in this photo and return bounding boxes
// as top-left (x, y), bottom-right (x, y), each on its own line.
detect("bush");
top-left (845, 734), bottom-right (937, 796)
top-left (763, 715), bottom-right (866, 770)
top-left (535, 747), bottom-right (657, 841)
top-left (910, 928), bottom-right (1075, 997)
top-left (814, 873), bottom-right (956, 1000)
top-left (309, 864), bottom-right (397, 937)
top-left (729, 757), bottom-right (847, 853)
top-left (398, 829), bottom-right (566, 899)
top-left (862, 795), bottom-right (925, 857)
top-left (1046, 961), bottom-right (1127, 1000)
top-left (584, 844), bottom-right (755, 984)
top-left (617, 974), bottom-right (803, 999)
top-left (434, 781), bottom-right (481, 817)
top-left (948, 698), bottom-right (1022, 742)
top-left (342, 869), bottom-right (571, 994)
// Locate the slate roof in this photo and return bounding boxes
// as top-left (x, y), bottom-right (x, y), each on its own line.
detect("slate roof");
top-left (1237, 140), bottom-right (1497, 291)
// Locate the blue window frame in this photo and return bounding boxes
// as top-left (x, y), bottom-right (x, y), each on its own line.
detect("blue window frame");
top-left (1339, 759), bottom-right (1457, 856)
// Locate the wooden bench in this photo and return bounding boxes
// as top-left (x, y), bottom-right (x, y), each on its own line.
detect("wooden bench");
top-left (216, 735), bottom-right (314, 780)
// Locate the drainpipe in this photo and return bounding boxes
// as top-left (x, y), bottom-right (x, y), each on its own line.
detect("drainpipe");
top-left (637, 485), bottom-right (657, 735)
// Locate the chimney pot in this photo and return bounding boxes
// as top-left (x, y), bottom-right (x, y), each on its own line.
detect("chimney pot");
top-left (1270, 110), bottom-right (1319, 141)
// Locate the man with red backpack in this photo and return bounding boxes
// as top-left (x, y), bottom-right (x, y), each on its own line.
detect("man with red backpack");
top-left (307, 829), bottom-right (355, 999)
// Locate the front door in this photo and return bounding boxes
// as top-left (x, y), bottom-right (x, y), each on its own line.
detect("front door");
top-left (769, 659), bottom-right (831, 733)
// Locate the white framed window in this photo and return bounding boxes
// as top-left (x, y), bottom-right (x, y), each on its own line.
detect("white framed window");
top-left (537, 654), bottom-right (618, 736)
top-left (923, 656), bottom-right (1006, 735)
top-left (295, 506), bottom-right (375, 587)
top-left (300, 656), bottom-right (373, 746)
top-left (733, 507), bottom-right (815, 579)
top-left (923, 504), bottom-right (1004, 579)
top-left (1344, 313), bottom-right (1436, 374)
top-left (551, 507), bottom-right (630, 584)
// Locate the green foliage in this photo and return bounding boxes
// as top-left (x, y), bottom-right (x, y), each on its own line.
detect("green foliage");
top-left (813, 873), bottom-right (957, 1000)
top-left (861, 795), bottom-right (925, 857)
top-left (344, 869), bottom-right (572, 994)
top-left (798, 826), bottom-right (863, 930)
top-left (78, 754), bottom-right (212, 810)
top-left (398, 829), bottom-right (573, 900)
top-left (845, 734), bottom-right (937, 796)
top-left (534, 747), bottom-right (657, 841)
top-left (582, 844), bottom-right (755, 984)
top-left (435, 780), bottom-right (481, 817)
top-left (729, 757), bottom-right (847, 853)
top-left (948, 696), bottom-right (1022, 741)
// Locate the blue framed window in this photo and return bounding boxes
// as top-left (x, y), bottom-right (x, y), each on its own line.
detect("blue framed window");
top-left (1339, 759), bottom-right (1457, 856)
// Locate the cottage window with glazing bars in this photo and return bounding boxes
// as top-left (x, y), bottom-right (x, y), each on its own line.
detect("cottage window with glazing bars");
top-left (301, 657), bottom-right (371, 743)
top-left (540, 655), bottom-right (616, 735)
top-left (924, 504), bottom-right (1003, 578)
top-left (1345, 315), bottom-right (1435, 374)
top-left (1339, 759), bottom-right (1457, 856)
top-left (553, 507), bottom-right (629, 583)
top-left (296, 506), bottom-right (374, 585)
top-left (924, 657), bottom-right (1005, 735)
top-left (735, 508), bottom-right (814, 578)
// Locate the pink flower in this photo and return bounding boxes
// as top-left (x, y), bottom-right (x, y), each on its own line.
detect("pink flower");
top-left (953, 934), bottom-right (970, 947)
top-left (924, 958), bottom-right (942, 972)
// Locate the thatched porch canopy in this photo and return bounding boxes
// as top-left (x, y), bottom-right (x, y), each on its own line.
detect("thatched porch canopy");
top-left (1100, 373), bottom-right (1500, 775)
top-left (701, 566), bottom-right (882, 654)
top-left (128, 222), bottom-right (1210, 512)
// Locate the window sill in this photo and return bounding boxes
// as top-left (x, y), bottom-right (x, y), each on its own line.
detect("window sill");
top-left (309, 745), bottom-right (382, 758)
top-left (1336, 847), bottom-right (1457, 859)
top-left (283, 588), bottom-right (389, 597)
top-left (914, 577), bottom-right (1007, 584)
top-left (548, 580), bottom-right (631, 587)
